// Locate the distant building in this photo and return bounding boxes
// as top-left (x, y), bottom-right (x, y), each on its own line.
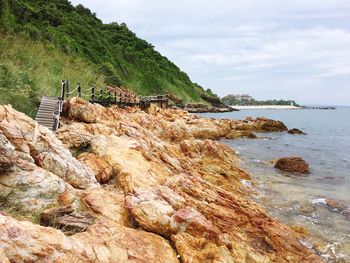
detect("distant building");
top-left (226, 94), bottom-right (254, 101)
top-left (240, 94), bottom-right (253, 101)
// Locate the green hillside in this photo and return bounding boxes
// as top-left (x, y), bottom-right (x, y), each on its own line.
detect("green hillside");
top-left (0, 0), bottom-right (214, 116)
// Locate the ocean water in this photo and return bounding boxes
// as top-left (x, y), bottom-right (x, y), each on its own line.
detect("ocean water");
top-left (200, 108), bottom-right (350, 262)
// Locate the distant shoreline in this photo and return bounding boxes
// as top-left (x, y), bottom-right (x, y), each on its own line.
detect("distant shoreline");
top-left (230, 105), bottom-right (302, 110)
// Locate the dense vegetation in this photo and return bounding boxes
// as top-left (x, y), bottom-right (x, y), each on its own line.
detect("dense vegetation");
top-left (0, 0), bottom-right (214, 116)
top-left (222, 95), bottom-right (299, 106)
top-left (0, 34), bottom-right (105, 116)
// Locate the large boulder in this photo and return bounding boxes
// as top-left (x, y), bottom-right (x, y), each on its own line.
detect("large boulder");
top-left (275, 157), bottom-right (310, 174)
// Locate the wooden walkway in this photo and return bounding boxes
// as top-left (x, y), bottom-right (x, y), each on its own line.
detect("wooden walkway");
top-left (35, 96), bottom-right (61, 131)
top-left (35, 80), bottom-right (169, 131)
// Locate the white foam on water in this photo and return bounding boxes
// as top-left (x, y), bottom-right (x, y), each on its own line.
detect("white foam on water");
top-left (310, 198), bottom-right (327, 205)
top-left (241, 179), bottom-right (252, 188)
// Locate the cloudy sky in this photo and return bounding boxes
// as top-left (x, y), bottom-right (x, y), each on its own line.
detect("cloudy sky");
top-left (70, 0), bottom-right (350, 105)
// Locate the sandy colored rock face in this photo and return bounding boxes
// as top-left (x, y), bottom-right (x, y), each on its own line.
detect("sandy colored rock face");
top-left (275, 156), bottom-right (310, 174)
top-left (0, 105), bottom-right (98, 189)
top-left (0, 110), bottom-right (77, 217)
top-left (0, 215), bottom-right (178, 263)
top-left (78, 152), bottom-right (115, 184)
top-left (80, 188), bottom-right (130, 226)
top-left (0, 98), bottom-right (322, 262)
top-left (57, 98), bottom-right (321, 262)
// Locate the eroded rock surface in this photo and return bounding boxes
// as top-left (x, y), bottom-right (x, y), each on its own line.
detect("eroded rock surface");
top-left (0, 98), bottom-right (322, 262)
top-left (40, 205), bottom-right (95, 235)
top-left (0, 105), bottom-right (98, 189)
top-left (0, 215), bottom-right (178, 262)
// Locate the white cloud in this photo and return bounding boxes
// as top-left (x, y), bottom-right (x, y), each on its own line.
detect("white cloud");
top-left (70, 0), bottom-right (350, 105)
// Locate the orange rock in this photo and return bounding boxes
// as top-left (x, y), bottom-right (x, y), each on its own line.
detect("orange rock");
top-left (0, 99), bottom-right (322, 262)
top-left (60, 98), bottom-right (321, 262)
top-left (78, 152), bottom-right (115, 184)
top-left (290, 225), bottom-right (309, 238)
top-left (0, 214), bottom-right (178, 262)
top-left (80, 188), bottom-right (130, 226)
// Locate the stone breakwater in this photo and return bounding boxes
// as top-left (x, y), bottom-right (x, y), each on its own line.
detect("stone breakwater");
top-left (0, 97), bottom-right (322, 262)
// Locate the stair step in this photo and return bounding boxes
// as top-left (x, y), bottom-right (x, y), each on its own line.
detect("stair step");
top-left (40, 102), bottom-right (58, 106)
top-left (36, 118), bottom-right (54, 121)
top-left (41, 99), bottom-right (57, 102)
top-left (37, 123), bottom-right (54, 126)
top-left (42, 97), bottom-right (59, 100)
top-left (36, 118), bottom-right (54, 122)
top-left (37, 110), bottom-right (56, 114)
top-left (37, 122), bottom-right (54, 126)
top-left (39, 104), bottom-right (57, 107)
top-left (36, 114), bottom-right (54, 117)
top-left (39, 103), bottom-right (57, 105)
top-left (36, 114), bottom-right (55, 117)
top-left (40, 103), bottom-right (57, 106)
top-left (40, 102), bottom-right (57, 106)
top-left (37, 108), bottom-right (56, 111)
top-left (38, 109), bottom-right (55, 112)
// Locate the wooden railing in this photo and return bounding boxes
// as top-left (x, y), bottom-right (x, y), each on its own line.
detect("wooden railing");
top-left (59, 80), bottom-right (169, 109)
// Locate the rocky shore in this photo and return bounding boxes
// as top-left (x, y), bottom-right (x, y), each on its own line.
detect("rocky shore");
top-left (0, 98), bottom-right (323, 262)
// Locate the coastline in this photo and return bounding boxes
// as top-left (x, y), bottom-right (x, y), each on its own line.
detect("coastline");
top-left (230, 105), bottom-right (302, 110)
top-left (0, 99), bottom-right (323, 262)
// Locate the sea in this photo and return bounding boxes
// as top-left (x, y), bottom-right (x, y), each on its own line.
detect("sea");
top-left (200, 107), bottom-right (350, 262)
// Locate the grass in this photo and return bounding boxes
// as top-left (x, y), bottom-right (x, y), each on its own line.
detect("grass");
top-left (0, 186), bottom-right (56, 224)
top-left (0, 33), bottom-right (105, 117)
top-left (0, 0), bottom-right (215, 118)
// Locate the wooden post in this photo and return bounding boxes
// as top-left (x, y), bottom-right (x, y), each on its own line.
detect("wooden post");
top-left (91, 86), bottom-right (95, 102)
top-left (66, 80), bottom-right (70, 98)
top-left (60, 80), bottom-right (66, 100)
top-left (114, 91), bottom-right (117, 104)
top-left (107, 90), bottom-right (111, 105)
top-left (77, 82), bottom-right (82, 97)
top-left (99, 88), bottom-right (103, 103)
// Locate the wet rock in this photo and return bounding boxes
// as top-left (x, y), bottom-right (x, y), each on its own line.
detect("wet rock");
top-left (288, 128), bottom-right (307, 135)
top-left (325, 198), bottom-right (347, 212)
top-left (40, 205), bottom-right (95, 235)
top-left (325, 198), bottom-right (350, 220)
top-left (256, 117), bottom-right (288, 132)
top-left (275, 157), bottom-right (310, 174)
top-left (299, 203), bottom-right (316, 214)
top-left (245, 132), bottom-right (258, 139)
top-left (290, 225), bottom-right (309, 238)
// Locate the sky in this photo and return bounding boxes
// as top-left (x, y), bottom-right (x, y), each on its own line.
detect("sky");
top-left (70, 0), bottom-right (350, 105)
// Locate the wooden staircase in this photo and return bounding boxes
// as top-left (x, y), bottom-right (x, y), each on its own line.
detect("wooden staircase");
top-left (35, 96), bottom-right (60, 131)
top-left (34, 80), bottom-right (169, 132)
